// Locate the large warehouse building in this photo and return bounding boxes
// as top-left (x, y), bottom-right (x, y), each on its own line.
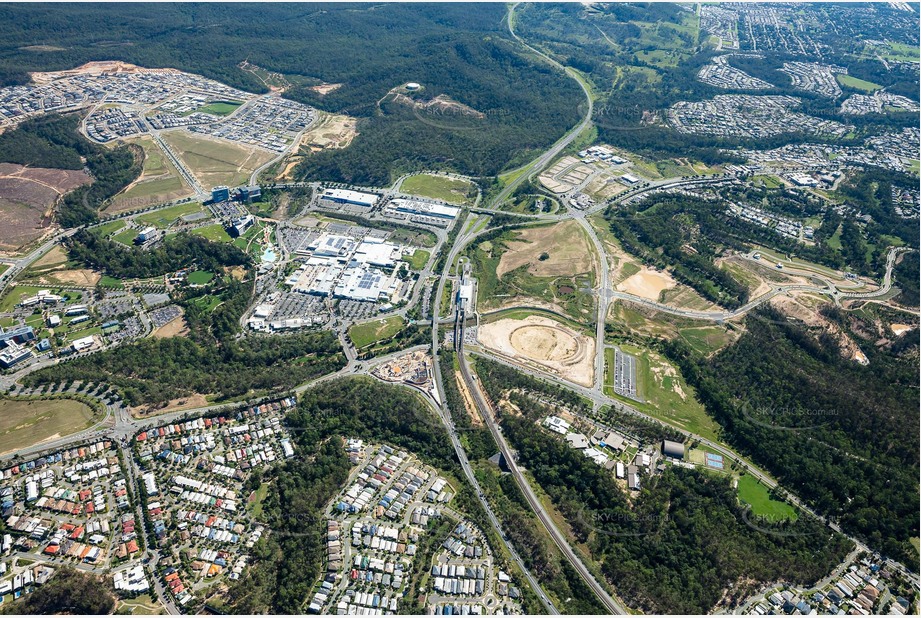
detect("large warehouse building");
top-left (321, 188), bottom-right (379, 208)
top-left (387, 199), bottom-right (459, 220)
top-left (661, 439), bottom-right (685, 460)
top-left (334, 265), bottom-right (397, 302)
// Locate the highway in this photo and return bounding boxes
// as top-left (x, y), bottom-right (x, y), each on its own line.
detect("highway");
top-left (462, 345), bottom-right (919, 589)
top-left (488, 3), bottom-right (595, 209)
top-left (426, 356), bottom-right (558, 614)
top-left (425, 213), bottom-right (560, 613)
top-left (452, 301), bottom-right (627, 614)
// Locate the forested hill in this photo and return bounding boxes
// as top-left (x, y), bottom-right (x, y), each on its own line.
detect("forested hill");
top-left (667, 307), bottom-right (920, 565)
top-left (0, 114), bottom-right (140, 227)
top-left (0, 3), bottom-right (509, 91)
top-left (0, 3), bottom-right (583, 185)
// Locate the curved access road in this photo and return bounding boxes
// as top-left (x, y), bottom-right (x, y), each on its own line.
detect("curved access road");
top-left (487, 3), bottom-right (594, 209)
top-left (601, 246), bottom-right (910, 322)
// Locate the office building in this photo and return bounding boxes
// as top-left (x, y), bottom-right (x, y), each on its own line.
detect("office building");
top-left (212, 186), bottom-right (230, 203)
top-left (0, 342), bottom-right (32, 369)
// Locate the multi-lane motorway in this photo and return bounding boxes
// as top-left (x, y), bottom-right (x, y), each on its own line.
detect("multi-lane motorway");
top-left (451, 303), bottom-right (628, 614)
top-left (1, 3), bottom-right (917, 612)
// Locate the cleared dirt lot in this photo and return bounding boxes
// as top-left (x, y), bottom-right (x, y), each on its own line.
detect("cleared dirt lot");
top-left (496, 221), bottom-right (595, 279)
top-left (277, 112), bottom-right (359, 181)
top-left (301, 112), bottom-right (359, 152)
top-left (0, 163), bottom-right (91, 251)
top-left (477, 314), bottom-right (595, 387)
top-left (538, 155), bottom-right (583, 193)
top-left (131, 393), bottom-right (208, 418)
top-left (584, 171), bottom-right (627, 201)
top-left (152, 316), bottom-right (189, 339)
top-left (40, 268), bottom-right (101, 287)
top-left (615, 266), bottom-right (676, 300)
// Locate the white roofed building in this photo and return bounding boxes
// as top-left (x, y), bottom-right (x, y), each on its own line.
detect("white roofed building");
top-left (354, 241), bottom-right (400, 268)
top-left (321, 188), bottom-right (378, 207)
top-left (333, 266), bottom-right (397, 302)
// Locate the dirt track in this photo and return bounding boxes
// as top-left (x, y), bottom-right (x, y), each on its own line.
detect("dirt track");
top-left (477, 315), bottom-right (594, 386)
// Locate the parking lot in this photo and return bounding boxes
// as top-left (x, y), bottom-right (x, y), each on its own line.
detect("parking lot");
top-left (612, 348), bottom-right (638, 400)
top-left (148, 305), bottom-right (182, 328)
top-left (337, 300), bottom-right (379, 321)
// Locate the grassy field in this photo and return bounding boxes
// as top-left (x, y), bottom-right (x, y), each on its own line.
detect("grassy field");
top-left (136, 202), bottom-right (207, 229)
top-left (93, 220), bottom-right (127, 238)
top-left (605, 343), bottom-right (722, 442)
top-left (0, 397), bottom-right (98, 455)
top-left (737, 474), bottom-right (798, 521)
top-left (348, 316), bottom-right (405, 348)
top-left (881, 41), bottom-right (920, 63)
top-left (116, 594), bottom-right (165, 615)
top-left (401, 174), bottom-right (476, 205)
top-left (500, 194), bottom-right (559, 215)
top-left (0, 285), bottom-right (53, 312)
top-left (187, 270), bottom-right (214, 285)
top-left (191, 294), bottom-right (222, 313)
top-left (109, 137), bottom-right (191, 211)
top-left (440, 280), bottom-right (454, 317)
top-left (98, 275), bottom-right (124, 289)
top-left (402, 249), bottom-right (430, 270)
top-left (678, 325), bottom-right (736, 357)
top-left (194, 100), bottom-right (243, 116)
top-left (190, 223), bottom-right (232, 243)
top-left (479, 306), bottom-right (592, 336)
top-left (116, 175), bottom-right (187, 207)
top-left (607, 301), bottom-right (737, 357)
top-left (113, 227), bottom-right (141, 246)
top-left (836, 74), bottom-right (881, 92)
top-left (249, 482), bottom-right (270, 519)
top-left (387, 227), bottom-right (438, 249)
top-left (161, 131), bottom-right (275, 188)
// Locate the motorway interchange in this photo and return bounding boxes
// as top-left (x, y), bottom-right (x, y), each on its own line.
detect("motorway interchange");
top-left (0, 5), bottom-right (918, 614)
top-left (1, 94), bottom-right (916, 618)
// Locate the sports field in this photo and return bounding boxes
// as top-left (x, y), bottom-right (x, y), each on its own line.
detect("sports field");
top-left (737, 475), bottom-right (798, 521)
top-left (836, 74), bottom-right (881, 92)
top-left (194, 100), bottom-right (243, 116)
top-left (190, 224), bottom-right (232, 243)
top-left (0, 397), bottom-right (98, 455)
top-left (348, 316), bottom-right (404, 348)
top-left (401, 174), bottom-right (476, 205)
top-left (187, 270), bottom-right (214, 284)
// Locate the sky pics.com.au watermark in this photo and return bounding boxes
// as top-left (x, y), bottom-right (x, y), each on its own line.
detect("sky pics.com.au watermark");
top-left (737, 400), bottom-right (837, 432)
